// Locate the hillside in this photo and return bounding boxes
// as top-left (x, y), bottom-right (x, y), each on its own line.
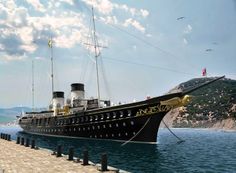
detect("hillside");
top-left (0, 107), bottom-right (31, 123)
top-left (163, 77), bottom-right (236, 130)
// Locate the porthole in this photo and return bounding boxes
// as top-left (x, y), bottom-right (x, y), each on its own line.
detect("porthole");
top-left (120, 111), bottom-right (124, 118)
top-left (106, 134), bottom-right (108, 137)
top-left (98, 125), bottom-right (100, 129)
top-left (92, 126), bottom-right (95, 130)
top-left (95, 116), bottom-right (98, 120)
top-left (74, 128), bottom-right (76, 131)
top-left (106, 113), bottom-right (110, 119)
top-left (101, 115), bottom-right (104, 120)
top-left (123, 122), bottom-right (126, 126)
top-left (118, 133), bottom-right (121, 137)
top-left (100, 135), bottom-right (102, 138)
top-left (128, 110), bottom-right (131, 117)
top-left (131, 121), bottom-right (134, 125)
top-left (90, 116), bottom-right (93, 122)
top-left (78, 128), bottom-right (81, 131)
top-left (112, 134), bottom-right (114, 137)
top-left (103, 125), bottom-right (106, 128)
top-left (109, 124), bottom-right (112, 128)
top-left (113, 112), bottom-right (116, 118)
top-left (88, 127), bottom-right (90, 130)
top-left (95, 135), bottom-right (97, 138)
top-left (116, 123), bottom-right (119, 127)
top-left (83, 127), bottom-right (85, 131)
top-left (133, 132), bottom-right (136, 135)
top-left (125, 132), bottom-right (128, 136)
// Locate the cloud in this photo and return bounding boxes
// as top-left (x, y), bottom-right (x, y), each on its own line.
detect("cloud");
top-left (183, 24), bottom-right (192, 34)
top-left (183, 38), bottom-right (188, 45)
top-left (140, 9), bottom-right (149, 18)
top-left (0, 53), bottom-right (27, 62)
top-left (0, 0), bottom-right (149, 62)
top-left (123, 18), bottom-right (146, 33)
top-left (25, 0), bottom-right (46, 13)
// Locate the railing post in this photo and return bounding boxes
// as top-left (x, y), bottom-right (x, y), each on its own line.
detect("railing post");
top-left (101, 153), bottom-right (108, 171)
top-left (16, 136), bottom-right (20, 144)
top-left (20, 137), bottom-right (25, 145)
top-left (7, 134), bottom-right (11, 141)
top-left (31, 139), bottom-right (35, 149)
top-left (82, 149), bottom-right (89, 165)
top-left (25, 138), bottom-right (30, 147)
top-left (56, 145), bottom-right (62, 157)
top-left (68, 147), bottom-right (74, 161)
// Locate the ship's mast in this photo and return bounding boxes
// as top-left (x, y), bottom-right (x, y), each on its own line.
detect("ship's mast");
top-left (49, 36), bottom-right (54, 99)
top-left (92, 7), bottom-right (101, 105)
top-left (32, 58), bottom-right (35, 112)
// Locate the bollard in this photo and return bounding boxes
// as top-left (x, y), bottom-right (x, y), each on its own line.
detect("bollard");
top-left (0, 133), bottom-right (2, 139)
top-left (25, 138), bottom-right (30, 147)
top-left (7, 134), bottom-right (11, 141)
top-left (101, 153), bottom-right (108, 171)
top-left (16, 137), bottom-right (20, 144)
top-left (82, 149), bottom-right (89, 165)
top-left (68, 147), bottom-right (74, 161)
top-left (31, 139), bottom-right (35, 149)
top-left (56, 145), bottom-right (62, 157)
top-left (20, 137), bottom-right (25, 145)
top-left (3, 134), bottom-right (7, 140)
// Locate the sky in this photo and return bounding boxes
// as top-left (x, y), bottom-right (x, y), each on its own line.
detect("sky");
top-left (0, 0), bottom-right (236, 108)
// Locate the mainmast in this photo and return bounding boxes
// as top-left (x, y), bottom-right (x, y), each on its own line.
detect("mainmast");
top-left (32, 58), bottom-right (35, 112)
top-left (91, 7), bottom-right (101, 105)
top-left (48, 36), bottom-right (54, 99)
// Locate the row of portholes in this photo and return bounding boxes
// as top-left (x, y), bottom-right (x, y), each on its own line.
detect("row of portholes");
top-left (89, 131), bottom-right (136, 138)
top-left (32, 121), bottom-right (135, 133)
top-left (56, 110), bottom-right (133, 126)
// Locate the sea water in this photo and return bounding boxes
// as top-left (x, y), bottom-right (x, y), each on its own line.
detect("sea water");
top-left (0, 125), bottom-right (236, 173)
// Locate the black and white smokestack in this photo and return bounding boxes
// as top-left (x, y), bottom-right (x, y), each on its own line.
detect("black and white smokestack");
top-left (53, 91), bottom-right (64, 98)
top-left (71, 83), bottom-right (84, 91)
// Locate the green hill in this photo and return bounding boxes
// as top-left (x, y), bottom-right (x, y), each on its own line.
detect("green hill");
top-left (164, 77), bottom-right (236, 129)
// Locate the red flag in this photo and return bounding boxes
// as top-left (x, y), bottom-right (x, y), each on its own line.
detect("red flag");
top-left (202, 68), bottom-right (207, 76)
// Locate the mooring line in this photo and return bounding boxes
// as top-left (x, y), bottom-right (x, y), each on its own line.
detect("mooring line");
top-left (121, 117), bottom-right (151, 147)
top-left (162, 120), bottom-right (185, 144)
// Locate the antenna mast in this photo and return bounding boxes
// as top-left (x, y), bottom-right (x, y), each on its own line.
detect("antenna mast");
top-left (32, 58), bottom-right (35, 111)
top-left (92, 7), bottom-right (101, 105)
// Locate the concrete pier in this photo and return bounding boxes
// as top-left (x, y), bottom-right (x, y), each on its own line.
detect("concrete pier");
top-left (0, 138), bottom-right (120, 173)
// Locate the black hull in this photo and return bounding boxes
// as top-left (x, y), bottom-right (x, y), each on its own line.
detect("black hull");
top-left (19, 92), bottom-right (182, 143)
top-left (20, 113), bottom-right (166, 143)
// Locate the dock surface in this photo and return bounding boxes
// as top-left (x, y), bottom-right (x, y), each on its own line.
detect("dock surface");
top-left (0, 139), bottom-right (117, 173)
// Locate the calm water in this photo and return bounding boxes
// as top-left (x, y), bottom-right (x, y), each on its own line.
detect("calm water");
top-left (0, 126), bottom-right (236, 173)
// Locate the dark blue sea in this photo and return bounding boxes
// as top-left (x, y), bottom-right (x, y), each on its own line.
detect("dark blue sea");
top-left (1, 126), bottom-right (236, 173)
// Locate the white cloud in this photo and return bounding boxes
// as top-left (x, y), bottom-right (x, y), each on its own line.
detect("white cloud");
top-left (25, 0), bottom-right (46, 13)
top-left (183, 38), bottom-right (188, 45)
top-left (60, 0), bottom-right (74, 5)
top-left (140, 9), bottom-right (149, 18)
top-left (0, 53), bottom-right (27, 62)
top-left (184, 24), bottom-right (192, 34)
top-left (82, 0), bottom-right (113, 14)
top-left (123, 18), bottom-right (145, 33)
top-left (99, 16), bottom-right (118, 24)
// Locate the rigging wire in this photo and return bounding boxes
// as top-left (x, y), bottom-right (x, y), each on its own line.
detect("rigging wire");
top-left (98, 20), bottom-right (200, 72)
top-left (102, 56), bottom-right (197, 76)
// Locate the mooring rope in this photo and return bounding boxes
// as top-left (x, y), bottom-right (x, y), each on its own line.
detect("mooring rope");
top-left (121, 117), bottom-right (151, 147)
top-left (162, 120), bottom-right (185, 144)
